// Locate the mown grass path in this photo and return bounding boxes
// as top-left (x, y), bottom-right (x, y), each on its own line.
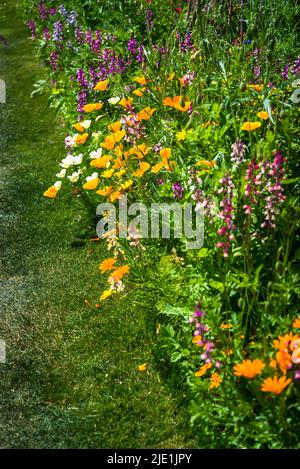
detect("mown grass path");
top-left (0, 1), bottom-right (193, 448)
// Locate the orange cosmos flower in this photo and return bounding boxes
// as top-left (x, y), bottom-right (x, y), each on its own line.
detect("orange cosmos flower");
top-left (119, 97), bottom-right (133, 109)
top-left (167, 72), bottom-right (175, 81)
top-left (43, 186), bottom-right (58, 198)
top-left (99, 258), bottom-right (117, 272)
top-left (210, 372), bottom-right (222, 389)
top-left (195, 362), bottom-right (212, 377)
top-left (241, 121), bottom-right (261, 131)
top-left (257, 111), bottom-right (269, 120)
top-left (94, 79), bottom-right (108, 91)
top-left (133, 161), bottom-right (150, 177)
top-left (109, 265), bottom-right (130, 282)
top-left (75, 133), bottom-right (89, 145)
top-left (137, 107), bottom-right (156, 121)
top-left (90, 155), bottom-right (111, 168)
top-left (261, 375), bottom-right (291, 395)
top-left (133, 87), bottom-right (146, 97)
top-left (233, 359), bottom-right (265, 379)
top-left (134, 76), bottom-right (147, 85)
top-left (273, 333), bottom-right (294, 373)
top-left (96, 186), bottom-right (113, 197)
top-left (293, 317), bottom-right (300, 329)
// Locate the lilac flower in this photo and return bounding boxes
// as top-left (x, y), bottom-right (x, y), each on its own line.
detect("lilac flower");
top-left (77, 89), bottom-right (88, 114)
top-left (38, 2), bottom-right (48, 20)
top-left (156, 178), bottom-right (164, 186)
top-left (48, 7), bottom-right (57, 16)
top-left (128, 37), bottom-right (137, 54)
top-left (77, 68), bottom-right (88, 88)
top-left (59, 4), bottom-right (67, 17)
top-left (231, 138), bottom-right (246, 169)
top-left (153, 143), bottom-right (163, 153)
top-left (281, 65), bottom-right (289, 80)
top-left (172, 182), bottom-right (184, 199)
top-left (53, 21), bottom-right (64, 42)
top-left (42, 27), bottom-right (51, 41)
top-left (292, 55), bottom-right (300, 76)
top-left (26, 20), bottom-right (36, 40)
top-left (217, 173), bottom-right (236, 257)
top-left (66, 11), bottom-right (77, 26)
top-left (145, 8), bottom-right (154, 31)
top-left (49, 51), bottom-right (59, 72)
top-left (294, 370), bottom-right (300, 380)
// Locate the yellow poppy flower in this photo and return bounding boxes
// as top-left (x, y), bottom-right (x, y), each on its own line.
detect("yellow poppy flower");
top-left (133, 87), bottom-right (146, 97)
top-left (96, 186), bottom-right (113, 197)
top-left (133, 162), bottom-right (150, 177)
top-left (119, 97), bottom-right (133, 109)
top-left (108, 121), bottom-right (122, 132)
top-left (134, 76), bottom-right (147, 85)
top-left (90, 155), bottom-right (111, 168)
top-left (257, 111), bottom-right (269, 120)
top-left (160, 148), bottom-right (171, 161)
top-left (137, 107), bottom-right (156, 121)
top-left (100, 289), bottom-right (113, 301)
top-left (241, 121), bottom-right (261, 131)
top-left (83, 102), bottom-right (103, 112)
top-left (83, 178), bottom-right (99, 190)
top-left (109, 190), bottom-right (122, 202)
top-left (151, 162), bottom-right (165, 174)
top-left (94, 79), bottom-right (108, 91)
top-left (138, 363), bottom-right (148, 372)
top-left (75, 133), bottom-right (89, 145)
top-left (43, 186), bottom-right (58, 198)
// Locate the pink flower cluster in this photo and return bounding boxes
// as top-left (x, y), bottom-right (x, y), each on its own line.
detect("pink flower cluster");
top-left (120, 112), bottom-right (145, 144)
top-left (216, 174), bottom-right (236, 257)
top-left (190, 306), bottom-right (215, 364)
top-left (243, 150), bottom-right (286, 229)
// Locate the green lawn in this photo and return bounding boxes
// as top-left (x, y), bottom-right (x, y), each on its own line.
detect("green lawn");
top-left (0, 0), bottom-right (194, 449)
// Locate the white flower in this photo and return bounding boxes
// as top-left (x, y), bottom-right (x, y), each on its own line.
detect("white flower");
top-left (65, 135), bottom-right (77, 148)
top-left (108, 96), bottom-right (120, 105)
top-left (68, 170), bottom-right (82, 183)
top-left (72, 153), bottom-right (83, 165)
top-left (60, 153), bottom-right (75, 169)
top-left (54, 181), bottom-right (62, 190)
top-left (89, 148), bottom-right (102, 159)
top-left (56, 169), bottom-right (66, 178)
top-left (86, 172), bottom-right (99, 181)
top-left (81, 119), bottom-right (91, 129)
